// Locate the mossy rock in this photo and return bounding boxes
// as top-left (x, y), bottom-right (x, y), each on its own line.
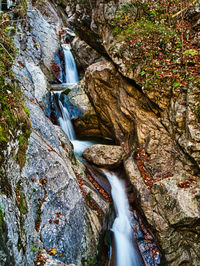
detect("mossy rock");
top-left (0, 1), bottom-right (31, 169)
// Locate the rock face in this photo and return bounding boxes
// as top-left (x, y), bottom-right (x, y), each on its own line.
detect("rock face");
top-left (0, 1), bottom-right (110, 265)
top-left (1, 0), bottom-right (200, 265)
top-left (64, 0), bottom-right (200, 169)
top-left (63, 1), bottom-right (200, 264)
top-left (83, 144), bottom-right (125, 169)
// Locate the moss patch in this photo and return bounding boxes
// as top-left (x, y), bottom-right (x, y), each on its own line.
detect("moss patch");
top-left (16, 181), bottom-right (28, 215)
top-left (0, 204), bottom-right (5, 235)
top-left (0, 0), bottom-right (31, 170)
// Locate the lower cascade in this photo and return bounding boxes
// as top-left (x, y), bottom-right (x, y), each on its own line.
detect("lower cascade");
top-left (52, 91), bottom-right (76, 140)
top-left (105, 172), bottom-right (142, 266)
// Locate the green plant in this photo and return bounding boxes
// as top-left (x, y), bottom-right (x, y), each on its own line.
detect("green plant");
top-left (16, 181), bottom-right (28, 215)
top-left (31, 246), bottom-right (38, 252)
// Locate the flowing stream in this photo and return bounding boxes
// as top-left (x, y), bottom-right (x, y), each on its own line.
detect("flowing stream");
top-left (105, 172), bottom-right (142, 266)
top-left (51, 45), bottom-right (142, 265)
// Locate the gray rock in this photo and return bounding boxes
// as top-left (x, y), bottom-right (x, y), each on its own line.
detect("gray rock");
top-left (1, 1), bottom-right (111, 265)
top-left (67, 80), bottom-right (102, 138)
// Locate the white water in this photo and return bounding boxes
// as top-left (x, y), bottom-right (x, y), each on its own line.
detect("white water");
top-left (105, 172), bottom-right (141, 266)
top-left (52, 44), bottom-right (142, 265)
top-left (54, 92), bottom-right (76, 140)
top-left (52, 46), bottom-right (79, 141)
top-left (52, 48), bottom-right (95, 155)
top-left (62, 45), bottom-right (79, 84)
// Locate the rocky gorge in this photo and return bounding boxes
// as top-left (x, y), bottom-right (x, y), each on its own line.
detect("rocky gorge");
top-left (0, 0), bottom-right (200, 265)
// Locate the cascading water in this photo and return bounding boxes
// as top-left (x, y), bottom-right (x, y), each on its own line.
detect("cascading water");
top-left (51, 43), bottom-right (145, 265)
top-left (62, 44), bottom-right (79, 84)
top-left (104, 172), bottom-right (142, 266)
top-left (51, 46), bottom-right (94, 155)
top-left (51, 46), bottom-right (78, 141)
top-left (52, 92), bottom-right (76, 140)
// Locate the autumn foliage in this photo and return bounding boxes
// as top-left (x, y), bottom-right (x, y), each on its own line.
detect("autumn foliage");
top-left (111, 0), bottom-right (200, 117)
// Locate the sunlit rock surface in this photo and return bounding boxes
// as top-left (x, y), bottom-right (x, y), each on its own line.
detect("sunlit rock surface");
top-left (83, 144), bottom-right (125, 169)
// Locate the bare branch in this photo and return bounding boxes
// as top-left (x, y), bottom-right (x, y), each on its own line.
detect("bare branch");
top-left (0, 42), bottom-right (13, 60)
top-left (172, 0), bottom-right (198, 18)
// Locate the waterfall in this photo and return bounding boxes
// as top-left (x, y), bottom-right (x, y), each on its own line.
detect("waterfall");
top-left (62, 44), bottom-right (79, 84)
top-left (51, 41), bottom-right (147, 265)
top-left (51, 45), bottom-right (79, 140)
top-left (104, 172), bottom-right (142, 266)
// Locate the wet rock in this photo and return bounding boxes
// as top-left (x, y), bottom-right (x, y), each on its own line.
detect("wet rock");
top-left (86, 165), bottom-right (111, 196)
top-left (83, 144), bottom-right (125, 169)
top-left (124, 155), bottom-right (200, 266)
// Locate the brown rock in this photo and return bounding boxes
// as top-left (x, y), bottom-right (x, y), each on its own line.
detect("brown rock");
top-left (67, 80), bottom-right (103, 138)
top-left (83, 144), bottom-right (125, 169)
top-left (71, 37), bottom-right (102, 71)
top-left (83, 60), bottom-right (200, 265)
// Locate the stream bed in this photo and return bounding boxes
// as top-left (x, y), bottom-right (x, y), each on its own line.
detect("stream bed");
top-left (50, 44), bottom-right (161, 266)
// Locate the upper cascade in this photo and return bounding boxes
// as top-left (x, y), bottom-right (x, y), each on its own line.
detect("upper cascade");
top-left (62, 44), bottom-right (79, 84)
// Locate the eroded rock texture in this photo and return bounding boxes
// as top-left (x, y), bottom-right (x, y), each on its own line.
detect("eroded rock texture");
top-left (64, 1), bottom-right (200, 265)
top-left (1, 0), bottom-right (200, 265)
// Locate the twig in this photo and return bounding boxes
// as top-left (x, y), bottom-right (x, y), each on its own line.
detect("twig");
top-left (0, 18), bottom-right (26, 25)
top-left (172, 0), bottom-right (198, 18)
top-left (0, 42), bottom-right (13, 60)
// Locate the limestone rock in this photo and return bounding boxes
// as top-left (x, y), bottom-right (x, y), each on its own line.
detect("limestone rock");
top-left (64, 0), bottom-right (200, 168)
top-left (64, 0), bottom-right (107, 56)
top-left (124, 155), bottom-right (200, 265)
top-left (84, 59), bottom-right (200, 265)
top-left (83, 144), bottom-right (125, 169)
top-left (1, 1), bottom-right (111, 265)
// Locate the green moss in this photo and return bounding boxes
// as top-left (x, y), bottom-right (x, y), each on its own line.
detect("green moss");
top-left (16, 181), bottom-right (28, 215)
top-left (72, 154), bottom-right (78, 166)
top-left (0, 204), bottom-right (5, 235)
top-left (0, 2), bottom-right (31, 170)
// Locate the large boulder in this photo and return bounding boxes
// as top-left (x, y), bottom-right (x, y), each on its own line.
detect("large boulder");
top-left (83, 144), bottom-right (125, 169)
